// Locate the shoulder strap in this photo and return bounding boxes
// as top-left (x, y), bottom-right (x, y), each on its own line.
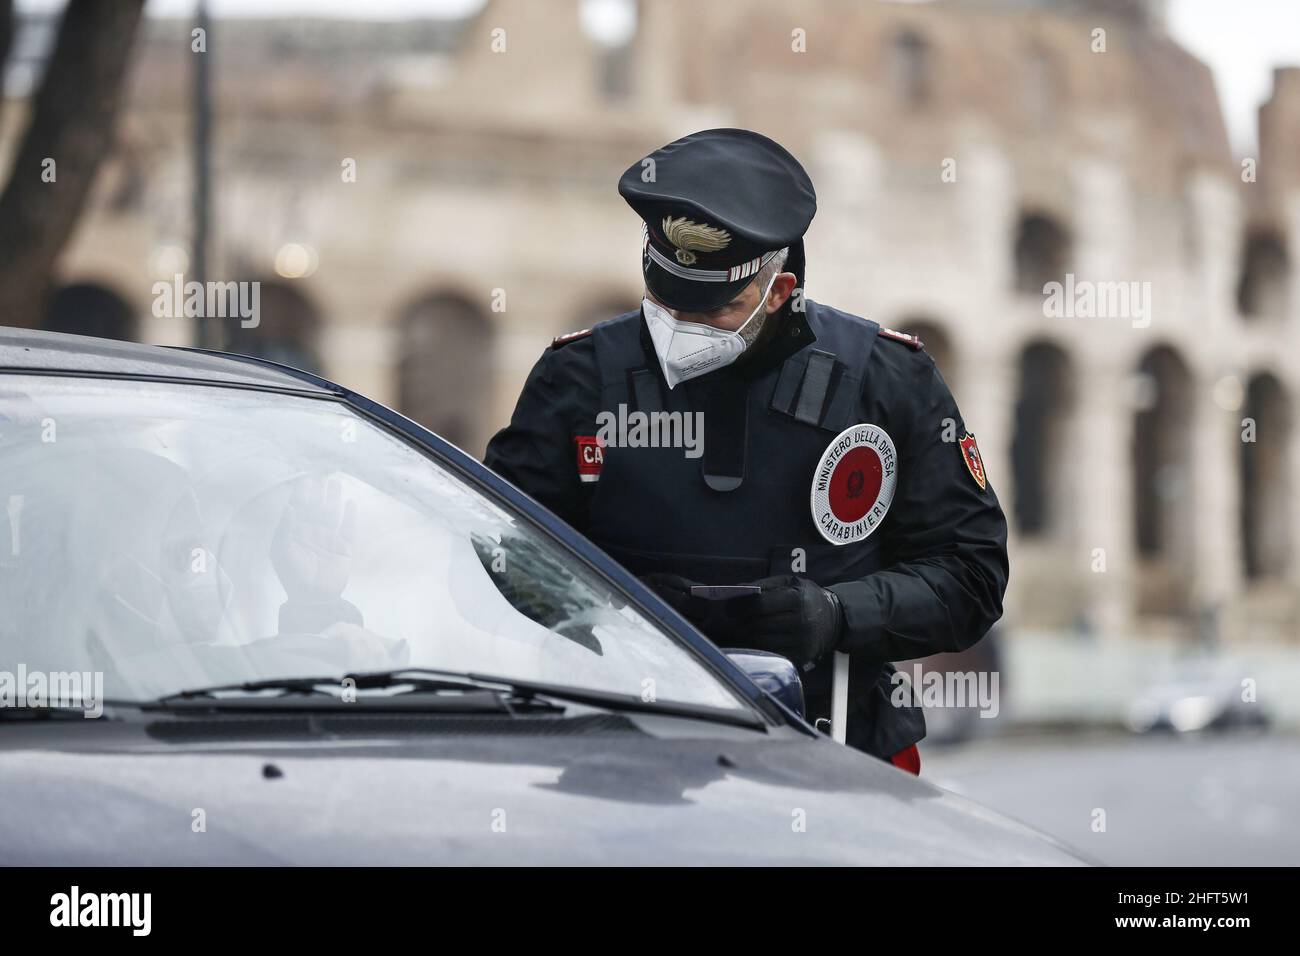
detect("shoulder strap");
top-left (591, 312), bottom-right (656, 411)
top-left (550, 327), bottom-right (593, 349)
top-left (770, 303), bottom-right (879, 433)
top-left (876, 326), bottom-right (925, 350)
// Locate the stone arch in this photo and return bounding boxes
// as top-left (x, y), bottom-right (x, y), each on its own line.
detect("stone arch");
top-left (1013, 211), bottom-right (1071, 295)
top-left (41, 282), bottom-right (138, 342)
top-left (396, 290), bottom-right (495, 453)
top-left (1236, 229), bottom-right (1290, 320)
top-left (1240, 372), bottom-right (1291, 580)
top-left (1010, 339), bottom-right (1074, 538)
top-left (1131, 345), bottom-right (1195, 615)
top-left (226, 280), bottom-right (322, 373)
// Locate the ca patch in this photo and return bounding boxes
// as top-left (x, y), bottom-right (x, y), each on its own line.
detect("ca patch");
top-left (575, 435), bottom-right (604, 483)
top-left (810, 424), bottom-right (897, 545)
top-left (959, 432), bottom-right (987, 491)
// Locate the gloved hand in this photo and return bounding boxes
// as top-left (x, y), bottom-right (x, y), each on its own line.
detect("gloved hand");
top-left (735, 575), bottom-right (844, 670)
top-left (640, 573), bottom-right (759, 644)
top-left (639, 572), bottom-right (705, 622)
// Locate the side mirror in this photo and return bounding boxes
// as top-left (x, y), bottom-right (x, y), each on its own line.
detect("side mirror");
top-left (723, 648), bottom-right (805, 719)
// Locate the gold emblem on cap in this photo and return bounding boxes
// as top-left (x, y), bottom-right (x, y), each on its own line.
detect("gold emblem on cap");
top-left (662, 216), bottom-right (731, 266)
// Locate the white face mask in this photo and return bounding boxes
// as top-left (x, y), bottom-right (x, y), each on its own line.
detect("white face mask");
top-left (642, 273), bottom-right (778, 390)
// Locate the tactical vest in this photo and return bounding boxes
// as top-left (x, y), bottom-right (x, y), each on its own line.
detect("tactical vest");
top-left (583, 301), bottom-right (925, 757)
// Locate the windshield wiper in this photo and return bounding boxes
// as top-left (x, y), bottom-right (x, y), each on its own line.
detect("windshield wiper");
top-left (146, 671), bottom-right (567, 716)
top-left (157, 675), bottom-right (342, 701)
top-left (145, 668), bottom-right (763, 729)
top-left (368, 668), bottom-right (766, 730)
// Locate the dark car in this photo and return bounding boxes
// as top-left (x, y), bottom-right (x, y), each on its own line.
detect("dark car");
top-left (0, 327), bottom-right (1085, 865)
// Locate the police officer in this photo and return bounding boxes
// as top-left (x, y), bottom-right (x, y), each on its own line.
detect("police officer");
top-left (484, 129), bottom-right (1008, 771)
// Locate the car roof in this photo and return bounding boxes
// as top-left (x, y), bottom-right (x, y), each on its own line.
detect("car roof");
top-left (0, 326), bottom-right (336, 394)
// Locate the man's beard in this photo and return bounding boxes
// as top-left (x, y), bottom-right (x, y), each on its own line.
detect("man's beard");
top-left (737, 305), bottom-right (770, 348)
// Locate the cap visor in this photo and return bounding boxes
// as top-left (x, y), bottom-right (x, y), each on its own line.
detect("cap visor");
top-left (644, 261), bottom-right (755, 313)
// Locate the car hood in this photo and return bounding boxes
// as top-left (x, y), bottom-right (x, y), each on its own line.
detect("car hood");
top-left (0, 714), bottom-right (1086, 865)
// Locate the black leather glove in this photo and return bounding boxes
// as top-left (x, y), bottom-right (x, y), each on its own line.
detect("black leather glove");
top-left (736, 575), bottom-right (844, 670)
top-left (638, 573), bottom-right (753, 643)
top-left (639, 573), bottom-right (706, 622)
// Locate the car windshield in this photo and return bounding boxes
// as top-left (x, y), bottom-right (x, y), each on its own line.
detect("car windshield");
top-left (0, 374), bottom-right (744, 713)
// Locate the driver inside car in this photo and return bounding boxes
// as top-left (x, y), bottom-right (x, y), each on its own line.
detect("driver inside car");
top-left (94, 473), bottom-right (406, 682)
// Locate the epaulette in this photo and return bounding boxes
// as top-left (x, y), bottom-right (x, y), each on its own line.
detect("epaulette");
top-left (876, 327), bottom-right (925, 350)
top-left (550, 328), bottom-right (593, 349)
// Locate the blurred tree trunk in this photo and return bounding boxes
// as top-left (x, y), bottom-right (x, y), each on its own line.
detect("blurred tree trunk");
top-left (0, 0), bottom-right (12, 130)
top-left (0, 0), bottom-right (146, 327)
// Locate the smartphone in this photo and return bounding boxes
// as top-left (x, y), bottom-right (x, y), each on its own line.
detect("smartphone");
top-left (688, 585), bottom-right (762, 601)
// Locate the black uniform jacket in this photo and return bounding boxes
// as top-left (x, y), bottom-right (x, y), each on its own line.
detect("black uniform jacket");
top-left (483, 299), bottom-right (1009, 759)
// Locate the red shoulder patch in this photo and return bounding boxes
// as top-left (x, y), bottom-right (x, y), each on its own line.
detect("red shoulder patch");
top-left (550, 328), bottom-right (593, 349)
top-left (574, 435), bottom-right (604, 482)
top-left (876, 327), bottom-right (925, 350)
top-left (959, 432), bottom-right (987, 491)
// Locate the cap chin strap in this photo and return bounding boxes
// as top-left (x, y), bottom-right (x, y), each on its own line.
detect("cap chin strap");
top-left (739, 239), bottom-right (805, 353)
